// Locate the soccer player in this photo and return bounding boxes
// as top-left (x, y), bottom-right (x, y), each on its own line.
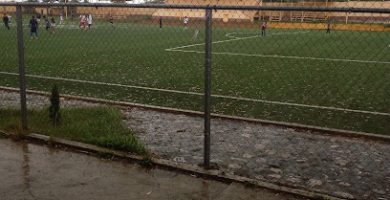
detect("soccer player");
top-left (79, 14), bottom-right (82, 28)
top-left (192, 29), bottom-right (199, 40)
top-left (87, 14), bottom-right (93, 29)
top-left (261, 20), bottom-right (267, 37)
top-left (326, 19), bottom-right (331, 34)
top-left (79, 14), bottom-right (87, 29)
top-left (183, 16), bottom-right (189, 29)
top-left (159, 17), bottom-right (163, 29)
top-left (29, 16), bottom-right (39, 39)
top-left (43, 16), bottom-right (51, 31)
top-left (109, 15), bottom-right (114, 27)
top-left (50, 17), bottom-right (56, 33)
top-left (36, 13), bottom-right (41, 23)
top-left (2, 13), bottom-right (10, 30)
top-left (59, 13), bottom-right (64, 25)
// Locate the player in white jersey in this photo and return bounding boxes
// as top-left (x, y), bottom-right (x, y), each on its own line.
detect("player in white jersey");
top-left (183, 16), bottom-right (189, 29)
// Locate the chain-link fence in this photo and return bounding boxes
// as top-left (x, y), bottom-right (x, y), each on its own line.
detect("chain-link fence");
top-left (2, 2), bottom-right (389, 134)
top-left (1, 2), bottom-right (390, 198)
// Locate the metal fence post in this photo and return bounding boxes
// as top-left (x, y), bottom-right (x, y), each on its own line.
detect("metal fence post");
top-left (16, 4), bottom-right (28, 131)
top-left (204, 7), bottom-right (212, 169)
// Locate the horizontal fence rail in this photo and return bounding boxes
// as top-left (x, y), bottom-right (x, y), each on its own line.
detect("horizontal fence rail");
top-left (0, 2), bottom-right (389, 198)
top-left (1, 2), bottom-right (390, 13)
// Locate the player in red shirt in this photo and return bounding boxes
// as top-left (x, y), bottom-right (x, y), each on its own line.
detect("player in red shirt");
top-left (261, 21), bottom-right (267, 37)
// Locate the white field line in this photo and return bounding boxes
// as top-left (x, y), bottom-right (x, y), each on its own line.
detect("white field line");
top-left (0, 71), bottom-right (200, 96)
top-left (167, 49), bottom-right (390, 65)
top-left (166, 30), bottom-right (309, 51)
top-left (1, 71), bottom-right (390, 117)
top-left (225, 32), bottom-right (240, 39)
top-left (166, 30), bottom-right (390, 65)
top-left (166, 34), bottom-right (260, 51)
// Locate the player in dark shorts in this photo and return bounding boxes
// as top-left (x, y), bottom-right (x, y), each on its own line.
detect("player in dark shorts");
top-left (109, 15), bottom-right (114, 27)
top-left (43, 16), bottom-right (51, 31)
top-left (159, 17), bottom-right (163, 29)
top-left (326, 19), bottom-right (331, 34)
top-left (50, 17), bottom-right (56, 32)
top-left (3, 13), bottom-right (10, 30)
top-left (261, 21), bottom-right (267, 37)
top-left (29, 15), bottom-right (39, 39)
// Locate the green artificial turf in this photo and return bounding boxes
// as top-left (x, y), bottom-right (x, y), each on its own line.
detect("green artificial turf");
top-left (0, 19), bottom-right (389, 135)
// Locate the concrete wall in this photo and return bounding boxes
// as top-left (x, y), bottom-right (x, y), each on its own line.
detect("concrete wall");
top-left (329, 1), bottom-right (390, 19)
top-left (153, 0), bottom-right (259, 22)
top-left (269, 21), bottom-right (389, 32)
top-left (153, 0), bottom-right (390, 22)
top-left (3, 1), bottom-right (390, 23)
top-left (76, 7), bottom-right (156, 19)
top-left (1, 6), bottom-right (16, 14)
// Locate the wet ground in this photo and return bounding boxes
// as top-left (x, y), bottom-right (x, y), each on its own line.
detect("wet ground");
top-left (0, 138), bottom-right (303, 200)
top-left (4, 90), bottom-right (390, 199)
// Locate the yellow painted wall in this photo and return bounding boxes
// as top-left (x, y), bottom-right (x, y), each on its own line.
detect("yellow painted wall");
top-left (153, 0), bottom-right (259, 21)
top-left (1, 6), bottom-right (16, 14)
top-left (76, 7), bottom-right (156, 18)
top-left (269, 21), bottom-right (390, 32)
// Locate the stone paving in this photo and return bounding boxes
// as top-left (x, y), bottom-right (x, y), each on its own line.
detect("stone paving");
top-left (0, 91), bottom-right (98, 109)
top-left (1, 90), bottom-right (390, 199)
top-left (124, 108), bottom-right (390, 200)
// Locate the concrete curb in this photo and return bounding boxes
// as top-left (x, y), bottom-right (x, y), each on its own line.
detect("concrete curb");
top-left (1, 86), bottom-right (390, 143)
top-left (0, 131), bottom-right (346, 200)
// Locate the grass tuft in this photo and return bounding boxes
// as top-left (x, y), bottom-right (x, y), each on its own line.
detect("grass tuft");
top-left (0, 107), bottom-right (147, 155)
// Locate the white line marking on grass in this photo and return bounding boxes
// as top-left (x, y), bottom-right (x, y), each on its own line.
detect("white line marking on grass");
top-left (167, 30), bottom-right (389, 65)
top-left (0, 72), bottom-right (201, 97)
top-left (167, 49), bottom-right (390, 65)
top-left (1, 71), bottom-right (389, 117)
top-left (166, 34), bottom-right (259, 51)
top-left (210, 94), bottom-right (390, 117)
top-left (225, 32), bottom-right (240, 39)
top-left (167, 30), bottom-right (309, 51)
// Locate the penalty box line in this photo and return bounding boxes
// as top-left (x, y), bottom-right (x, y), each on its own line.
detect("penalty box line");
top-left (166, 31), bottom-right (390, 65)
top-left (165, 34), bottom-right (260, 51)
top-left (166, 30), bottom-right (310, 51)
top-left (167, 49), bottom-right (390, 65)
top-left (1, 71), bottom-right (390, 117)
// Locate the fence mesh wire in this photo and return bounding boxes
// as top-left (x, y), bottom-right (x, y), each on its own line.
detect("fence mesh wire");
top-left (1, 2), bottom-right (390, 199)
top-left (3, 2), bottom-right (389, 133)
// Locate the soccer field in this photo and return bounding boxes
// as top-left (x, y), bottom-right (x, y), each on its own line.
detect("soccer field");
top-left (1, 21), bottom-right (389, 135)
